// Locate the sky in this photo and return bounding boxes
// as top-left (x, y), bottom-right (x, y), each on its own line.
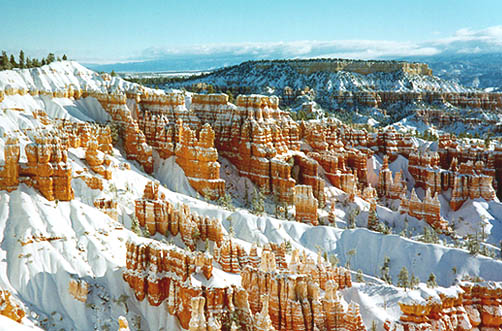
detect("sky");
top-left (2, 0), bottom-right (502, 63)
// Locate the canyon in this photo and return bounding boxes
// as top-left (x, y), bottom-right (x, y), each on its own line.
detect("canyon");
top-left (0, 60), bottom-right (502, 331)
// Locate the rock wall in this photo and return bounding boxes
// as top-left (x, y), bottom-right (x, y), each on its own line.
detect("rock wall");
top-left (399, 188), bottom-right (448, 231)
top-left (255, 59), bottom-right (432, 76)
top-left (191, 94), bottom-right (301, 203)
top-left (92, 92), bottom-right (154, 174)
top-left (136, 97), bottom-right (225, 199)
top-left (377, 156), bottom-right (407, 200)
top-left (334, 90), bottom-right (502, 111)
top-left (123, 236), bottom-right (362, 331)
top-left (386, 282), bottom-right (502, 331)
top-left (123, 239), bottom-right (256, 330)
top-left (175, 123), bottom-right (225, 199)
top-left (93, 198), bottom-right (118, 221)
top-left (241, 249), bottom-right (359, 331)
top-left (0, 289), bottom-right (25, 324)
top-left (294, 185), bottom-right (318, 225)
top-left (408, 151), bottom-right (496, 211)
top-left (135, 182), bottom-right (224, 249)
top-left (0, 135), bottom-right (74, 201)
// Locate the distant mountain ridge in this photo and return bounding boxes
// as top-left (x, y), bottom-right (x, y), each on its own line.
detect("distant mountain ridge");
top-left (88, 52), bottom-right (502, 92)
top-left (400, 52), bottom-right (502, 91)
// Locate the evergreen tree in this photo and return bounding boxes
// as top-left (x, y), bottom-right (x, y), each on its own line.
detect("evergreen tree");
top-left (41, 58), bottom-right (46, 66)
top-left (46, 53), bottom-right (56, 64)
top-left (130, 216), bottom-right (142, 236)
top-left (32, 58), bottom-right (40, 67)
top-left (466, 234), bottom-right (480, 255)
top-left (347, 206), bottom-right (359, 229)
top-left (410, 273), bottom-right (419, 289)
top-left (251, 188), bottom-right (265, 215)
top-left (0, 51), bottom-right (9, 69)
top-left (397, 266), bottom-right (410, 289)
top-left (25, 57), bottom-right (32, 68)
top-left (226, 90), bottom-right (234, 103)
top-left (62, 54), bottom-right (68, 60)
top-left (18, 50), bottom-right (25, 69)
top-left (9, 54), bottom-right (17, 68)
top-left (426, 273), bottom-right (438, 288)
top-left (356, 269), bottom-right (364, 282)
top-left (217, 193), bottom-right (235, 211)
top-left (380, 256), bottom-right (392, 284)
top-left (243, 181), bottom-right (250, 208)
top-left (111, 70), bottom-right (117, 77)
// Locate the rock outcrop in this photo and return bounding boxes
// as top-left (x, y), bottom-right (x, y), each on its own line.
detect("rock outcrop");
top-left (241, 248), bottom-right (357, 331)
top-left (0, 135), bottom-right (74, 201)
top-left (387, 282), bottom-right (502, 331)
top-left (0, 289), bottom-right (25, 324)
top-left (409, 150), bottom-right (496, 211)
top-left (93, 198), bottom-right (118, 221)
top-left (294, 185), bottom-right (318, 225)
top-left (399, 188), bottom-right (448, 231)
top-left (123, 239), bottom-right (254, 330)
top-left (135, 182), bottom-right (224, 249)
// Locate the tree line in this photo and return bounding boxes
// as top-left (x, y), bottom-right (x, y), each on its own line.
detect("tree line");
top-left (0, 51), bottom-right (68, 70)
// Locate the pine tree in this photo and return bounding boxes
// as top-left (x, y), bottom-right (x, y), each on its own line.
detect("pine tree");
top-left (226, 90), bottom-right (234, 103)
top-left (397, 266), bottom-right (410, 289)
top-left (410, 273), bottom-right (419, 289)
top-left (466, 234), bottom-right (480, 255)
top-left (25, 57), bottom-right (32, 68)
top-left (356, 269), bottom-right (364, 282)
top-left (427, 273), bottom-right (438, 288)
top-left (111, 70), bottom-right (117, 77)
top-left (62, 54), bottom-right (68, 60)
top-left (251, 188), bottom-right (265, 215)
top-left (46, 53), bottom-right (55, 64)
top-left (41, 58), bottom-right (46, 66)
top-left (218, 193), bottom-right (235, 211)
top-left (9, 54), bottom-right (17, 68)
top-left (380, 256), bottom-right (392, 284)
top-left (347, 206), bottom-right (359, 229)
top-left (18, 50), bottom-right (25, 69)
top-left (130, 216), bottom-right (142, 236)
top-left (0, 51), bottom-right (9, 70)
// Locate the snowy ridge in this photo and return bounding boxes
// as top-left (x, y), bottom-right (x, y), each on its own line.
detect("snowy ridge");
top-left (169, 59), bottom-right (476, 93)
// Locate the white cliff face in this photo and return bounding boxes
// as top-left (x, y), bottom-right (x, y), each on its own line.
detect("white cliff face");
top-left (0, 61), bottom-right (501, 330)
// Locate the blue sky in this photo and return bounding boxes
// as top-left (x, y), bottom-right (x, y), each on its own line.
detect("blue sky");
top-left (2, 0), bottom-right (502, 63)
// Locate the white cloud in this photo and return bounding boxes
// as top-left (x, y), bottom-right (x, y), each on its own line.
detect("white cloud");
top-left (431, 26), bottom-right (502, 54)
top-left (138, 39), bottom-right (442, 61)
top-left (82, 25), bottom-right (502, 64)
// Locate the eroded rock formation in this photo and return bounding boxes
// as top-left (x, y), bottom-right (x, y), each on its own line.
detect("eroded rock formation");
top-left (0, 135), bottom-right (74, 201)
top-left (399, 188), bottom-right (448, 231)
top-left (386, 282), bottom-right (502, 331)
top-left (0, 289), bottom-right (25, 324)
top-left (294, 185), bottom-right (318, 225)
top-left (135, 182), bottom-right (224, 249)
